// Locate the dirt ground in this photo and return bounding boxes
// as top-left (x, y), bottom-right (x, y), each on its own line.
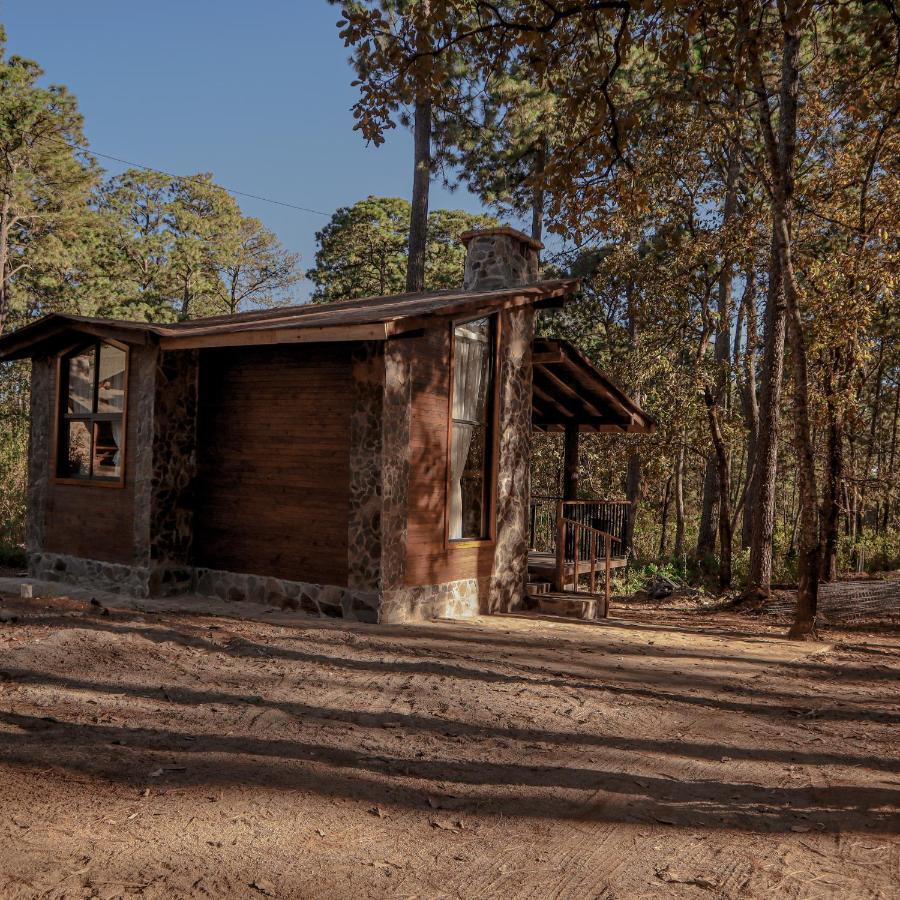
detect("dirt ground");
top-left (0, 578), bottom-right (897, 899)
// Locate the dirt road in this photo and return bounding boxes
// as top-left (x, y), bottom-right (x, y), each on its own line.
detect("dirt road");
top-left (0, 580), bottom-right (897, 898)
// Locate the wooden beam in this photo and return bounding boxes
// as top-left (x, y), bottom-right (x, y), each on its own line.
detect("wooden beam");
top-left (536, 365), bottom-right (607, 420)
top-left (159, 323), bottom-right (389, 350)
top-left (532, 381), bottom-right (576, 419)
top-left (532, 350), bottom-right (567, 365)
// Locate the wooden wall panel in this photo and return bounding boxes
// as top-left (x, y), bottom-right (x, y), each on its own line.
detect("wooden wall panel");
top-left (403, 327), bottom-right (497, 586)
top-left (43, 361), bottom-right (138, 565)
top-left (192, 344), bottom-right (352, 585)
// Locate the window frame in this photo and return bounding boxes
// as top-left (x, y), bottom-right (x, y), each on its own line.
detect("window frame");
top-left (444, 313), bottom-right (501, 548)
top-left (52, 339), bottom-right (129, 488)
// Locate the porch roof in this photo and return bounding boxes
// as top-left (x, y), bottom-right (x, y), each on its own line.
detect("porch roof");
top-left (531, 338), bottom-right (654, 434)
top-left (0, 278), bottom-right (577, 360)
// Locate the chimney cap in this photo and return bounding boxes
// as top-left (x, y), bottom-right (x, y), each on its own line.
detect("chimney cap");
top-left (459, 225), bottom-right (544, 252)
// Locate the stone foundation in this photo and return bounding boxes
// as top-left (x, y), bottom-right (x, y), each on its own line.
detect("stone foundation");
top-left (30, 551), bottom-right (153, 598)
top-left (193, 567), bottom-right (379, 623)
top-left (381, 577), bottom-right (488, 624)
top-left (28, 551), bottom-right (487, 625)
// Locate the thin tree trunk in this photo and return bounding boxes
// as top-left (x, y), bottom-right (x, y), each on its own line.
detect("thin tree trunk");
top-left (739, 272), bottom-right (760, 548)
top-left (624, 277), bottom-right (641, 556)
top-left (674, 443), bottom-right (686, 561)
top-left (820, 356), bottom-right (843, 582)
top-left (659, 474), bottom-right (672, 558)
top-left (0, 193), bottom-right (10, 337)
top-left (406, 96), bottom-right (432, 293)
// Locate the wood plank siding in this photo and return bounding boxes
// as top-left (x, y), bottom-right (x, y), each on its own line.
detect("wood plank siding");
top-left (192, 344), bottom-right (352, 585)
top-left (43, 361), bottom-right (138, 565)
top-left (404, 327), bottom-right (496, 586)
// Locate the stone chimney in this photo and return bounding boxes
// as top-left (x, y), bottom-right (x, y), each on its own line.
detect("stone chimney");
top-left (460, 226), bottom-right (543, 291)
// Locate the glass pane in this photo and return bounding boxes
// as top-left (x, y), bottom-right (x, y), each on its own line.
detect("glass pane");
top-left (96, 344), bottom-right (126, 413)
top-left (92, 419), bottom-right (123, 480)
top-left (452, 318), bottom-right (491, 423)
top-left (67, 349), bottom-right (95, 415)
top-left (62, 420), bottom-right (92, 478)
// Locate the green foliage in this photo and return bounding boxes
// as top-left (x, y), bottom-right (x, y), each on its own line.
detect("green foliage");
top-left (307, 196), bottom-right (496, 300)
top-left (98, 170), bottom-right (301, 320)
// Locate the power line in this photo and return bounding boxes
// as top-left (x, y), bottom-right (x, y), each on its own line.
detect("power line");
top-left (48, 133), bottom-right (333, 217)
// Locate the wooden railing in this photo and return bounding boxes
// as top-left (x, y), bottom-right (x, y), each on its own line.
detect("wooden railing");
top-left (557, 516), bottom-right (621, 603)
top-left (530, 497), bottom-right (630, 557)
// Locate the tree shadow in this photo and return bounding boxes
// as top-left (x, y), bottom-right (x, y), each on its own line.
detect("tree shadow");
top-left (0, 709), bottom-right (895, 835)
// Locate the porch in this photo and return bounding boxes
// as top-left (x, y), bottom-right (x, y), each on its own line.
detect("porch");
top-left (527, 338), bottom-right (654, 617)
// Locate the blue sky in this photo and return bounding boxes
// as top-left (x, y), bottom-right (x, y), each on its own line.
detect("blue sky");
top-left (2, 0), bottom-right (501, 298)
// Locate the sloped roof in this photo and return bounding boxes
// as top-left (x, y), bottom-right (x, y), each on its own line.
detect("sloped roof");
top-left (532, 338), bottom-right (655, 434)
top-left (0, 278), bottom-right (577, 360)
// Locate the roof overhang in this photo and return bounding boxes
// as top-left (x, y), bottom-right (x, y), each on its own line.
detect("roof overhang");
top-left (0, 314), bottom-right (157, 361)
top-left (0, 278), bottom-right (580, 359)
top-left (531, 338), bottom-right (655, 434)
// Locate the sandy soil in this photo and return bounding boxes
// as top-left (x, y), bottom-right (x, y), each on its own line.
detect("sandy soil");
top-left (0, 579), bottom-right (897, 899)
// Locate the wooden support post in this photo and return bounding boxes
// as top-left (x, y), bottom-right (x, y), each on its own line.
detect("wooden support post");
top-left (555, 501), bottom-right (565, 592)
top-left (563, 423), bottom-right (580, 501)
top-left (604, 535), bottom-right (612, 617)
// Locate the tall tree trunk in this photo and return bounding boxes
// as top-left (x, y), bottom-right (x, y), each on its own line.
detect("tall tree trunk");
top-left (767, 9), bottom-right (819, 639)
top-left (406, 96), bottom-right (432, 293)
top-left (531, 137), bottom-right (547, 243)
top-left (747, 231), bottom-right (786, 597)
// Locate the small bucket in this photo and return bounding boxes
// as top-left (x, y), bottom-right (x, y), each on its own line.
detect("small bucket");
top-left (20, 584), bottom-right (33, 600)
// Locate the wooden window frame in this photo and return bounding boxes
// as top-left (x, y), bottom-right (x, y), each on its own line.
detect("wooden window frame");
top-left (444, 313), bottom-right (501, 549)
top-left (51, 339), bottom-right (129, 489)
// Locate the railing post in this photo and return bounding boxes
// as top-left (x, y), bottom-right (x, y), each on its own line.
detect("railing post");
top-left (555, 500), bottom-right (564, 592)
top-left (589, 531), bottom-right (596, 594)
top-left (572, 523), bottom-right (580, 595)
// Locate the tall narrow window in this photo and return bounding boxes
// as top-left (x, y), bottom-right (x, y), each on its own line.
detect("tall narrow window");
top-left (58, 341), bottom-right (127, 482)
top-left (449, 316), bottom-right (496, 541)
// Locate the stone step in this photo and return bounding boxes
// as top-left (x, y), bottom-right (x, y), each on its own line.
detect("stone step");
top-left (538, 591), bottom-right (608, 621)
top-left (526, 581), bottom-right (551, 596)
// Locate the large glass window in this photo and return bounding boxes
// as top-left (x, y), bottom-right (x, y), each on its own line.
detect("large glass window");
top-left (58, 342), bottom-right (127, 481)
top-left (448, 316), bottom-right (496, 540)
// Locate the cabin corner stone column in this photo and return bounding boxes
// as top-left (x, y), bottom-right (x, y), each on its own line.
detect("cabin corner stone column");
top-left (347, 341), bottom-right (384, 617)
top-left (489, 306), bottom-right (535, 613)
top-left (25, 356), bottom-right (53, 565)
top-left (146, 349), bottom-right (199, 595)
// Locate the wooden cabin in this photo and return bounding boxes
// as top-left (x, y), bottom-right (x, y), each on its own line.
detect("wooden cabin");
top-left (0, 227), bottom-right (652, 623)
